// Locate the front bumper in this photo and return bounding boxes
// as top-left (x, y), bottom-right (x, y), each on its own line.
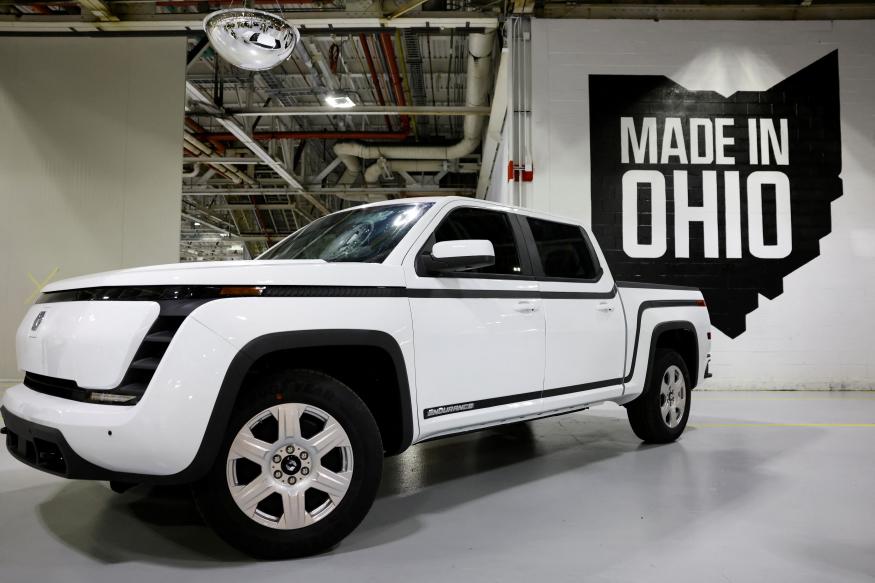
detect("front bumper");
top-left (2, 407), bottom-right (110, 480)
top-left (2, 316), bottom-right (239, 481)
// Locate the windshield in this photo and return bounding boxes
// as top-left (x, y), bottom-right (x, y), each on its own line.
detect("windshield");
top-left (259, 203), bottom-right (433, 262)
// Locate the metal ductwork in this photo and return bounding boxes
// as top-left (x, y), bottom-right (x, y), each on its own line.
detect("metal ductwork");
top-left (334, 30), bottom-right (497, 185)
top-left (363, 159), bottom-right (449, 184)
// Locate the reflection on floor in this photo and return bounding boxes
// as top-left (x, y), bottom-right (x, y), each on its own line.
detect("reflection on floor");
top-left (1, 391), bottom-right (874, 582)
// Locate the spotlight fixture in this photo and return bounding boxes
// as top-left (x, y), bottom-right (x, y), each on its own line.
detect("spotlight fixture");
top-left (324, 94), bottom-right (357, 109)
top-left (203, 8), bottom-right (299, 72)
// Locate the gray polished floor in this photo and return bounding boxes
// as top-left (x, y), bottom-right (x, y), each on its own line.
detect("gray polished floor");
top-left (1, 391), bottom-right (874, 582)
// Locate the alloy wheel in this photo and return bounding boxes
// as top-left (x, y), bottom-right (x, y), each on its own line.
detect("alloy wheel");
top-left (659, 365), bottom-right (686, 429)
top-left (225, 403), bottom-right (354, 530)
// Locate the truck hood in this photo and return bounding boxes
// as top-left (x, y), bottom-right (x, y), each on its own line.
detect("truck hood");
top-left (42, 259), bottom-right (406, 292)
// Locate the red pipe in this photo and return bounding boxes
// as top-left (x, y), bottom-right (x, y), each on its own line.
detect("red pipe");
top-left (379, 32), bottom-right (411, 134)
top-left (359, 33), bottom-right (396, 133)
top-left (194, 130), bottom-right (411, 142)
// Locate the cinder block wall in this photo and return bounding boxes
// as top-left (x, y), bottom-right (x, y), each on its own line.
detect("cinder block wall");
top-left (0, 38), bottom-right (185, 387)
top-left (529, 20), bottom-right (875, 389)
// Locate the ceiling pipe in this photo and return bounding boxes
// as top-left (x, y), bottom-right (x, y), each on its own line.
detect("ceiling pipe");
top-left (184, 132), bottom-right (256, 185)
top-left (364, 159), bottom-right (455, 184)
top-left (379, 31), bottom-right (412, 135)
top-left (194, 130), bottom-right (411, 142)
top-left (334, 30), bottom-right (496, 179)
top-left (359, 33), bottom-right (395, 132)
top-left (182, 162), bottom-right (202, 178)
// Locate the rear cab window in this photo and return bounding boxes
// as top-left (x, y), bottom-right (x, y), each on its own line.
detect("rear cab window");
top-left (526, 217), bottom-right (602, 281)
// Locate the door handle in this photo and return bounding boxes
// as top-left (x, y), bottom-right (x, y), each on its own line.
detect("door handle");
top-left (514, 300), bottom-right (538, 313)
top-left (595, 302), bottom-right (614, 312)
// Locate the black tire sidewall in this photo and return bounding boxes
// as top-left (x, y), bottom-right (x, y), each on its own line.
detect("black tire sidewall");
top-left (627, 350), bottom-right (692, 443)
top-left (192, 369), bottom-right (383, 559)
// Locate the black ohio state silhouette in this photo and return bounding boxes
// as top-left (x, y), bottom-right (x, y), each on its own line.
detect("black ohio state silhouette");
top-left (589, 51), bottom-right (842, 338)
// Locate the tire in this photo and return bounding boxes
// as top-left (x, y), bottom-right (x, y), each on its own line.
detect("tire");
top-left (626, 349), bottom-right (691, 443)
top-left (192, 369), bottom-right (383, 559)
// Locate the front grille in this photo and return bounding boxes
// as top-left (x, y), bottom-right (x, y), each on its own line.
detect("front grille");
top-left (23, 314), bottom-right (186, 405)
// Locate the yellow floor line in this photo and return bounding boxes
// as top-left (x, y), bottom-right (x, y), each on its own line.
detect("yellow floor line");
top-left (691, 422), bottom-right (875, 428)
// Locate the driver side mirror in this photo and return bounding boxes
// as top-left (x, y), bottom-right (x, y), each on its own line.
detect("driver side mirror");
top-left (422, 239), bottom-right (496, 273)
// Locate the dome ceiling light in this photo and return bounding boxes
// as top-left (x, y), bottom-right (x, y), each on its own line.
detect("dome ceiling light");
top-left (203, 8), bottom-right (300, 72)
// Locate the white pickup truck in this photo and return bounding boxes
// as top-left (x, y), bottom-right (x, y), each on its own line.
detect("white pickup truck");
top-left (3, 196), bottom-right (711, 558)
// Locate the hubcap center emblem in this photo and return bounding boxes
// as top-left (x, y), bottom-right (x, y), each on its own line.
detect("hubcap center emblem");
top-left (280, 454), bottom-right (302, 476)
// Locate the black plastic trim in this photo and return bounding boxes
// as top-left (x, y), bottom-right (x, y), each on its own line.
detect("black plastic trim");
top-left (643, 321), bottom-right (701, 390)
top-left (2, 407), bottom-right (125, 480)
top-left (178, 329), bottom-right (415, 481)
top-left (616, 281), bottom-right (700, 291)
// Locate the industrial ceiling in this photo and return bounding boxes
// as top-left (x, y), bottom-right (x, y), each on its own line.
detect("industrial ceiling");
top-left (2, 0), bottom-right (873, 259)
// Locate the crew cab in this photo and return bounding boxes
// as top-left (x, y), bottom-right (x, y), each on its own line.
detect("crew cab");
top-left (2, 197), bottom-right (711, 558)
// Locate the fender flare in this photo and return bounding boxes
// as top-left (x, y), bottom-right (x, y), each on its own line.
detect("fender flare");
top-left (642, 321), bottom-right (700, 393)
top-left (201, 329), bottom-right (415, 462)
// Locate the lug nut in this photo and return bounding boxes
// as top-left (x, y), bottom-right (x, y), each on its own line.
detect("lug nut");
top-left (273, 454), bottom-right (281, 463)
top-left (288, 477), bottom-right (296, 485)
top-left (286, 445), bottom-right (294, 454)
top-left (299, 451), bottom-right (309, 460)
top-left (301, 467), bottom-right (309, 476)
top-left (273, 470), bottom-right (282, 479)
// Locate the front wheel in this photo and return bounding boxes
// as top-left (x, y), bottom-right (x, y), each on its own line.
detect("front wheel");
top-left (192, 369), bottom-right (383, 559)
top-left (626, 349), bottom-right (691, 443)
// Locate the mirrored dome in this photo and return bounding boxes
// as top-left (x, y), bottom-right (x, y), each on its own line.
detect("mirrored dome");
top-left (203, 9), bottom-right (299, 72)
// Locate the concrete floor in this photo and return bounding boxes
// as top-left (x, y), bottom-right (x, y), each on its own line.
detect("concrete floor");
top-left (1, 391), bottom-right (874, 583)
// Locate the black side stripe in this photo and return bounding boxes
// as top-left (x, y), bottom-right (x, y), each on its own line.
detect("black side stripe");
top-left (422, 299), bottom-right (702, 419)
top-left (39, 285), bottom-right (620, 303)
top-left (616, 281), bottom-right (699, 291)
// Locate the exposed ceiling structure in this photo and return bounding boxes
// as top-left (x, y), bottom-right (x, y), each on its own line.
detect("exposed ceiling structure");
top-left (180, 19), bottom-right (498, 260)
top-left (2, 0), bottom-right (874, 260)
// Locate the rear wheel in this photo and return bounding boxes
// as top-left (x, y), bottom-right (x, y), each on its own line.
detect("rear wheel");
top-left (192, 369), bottom-right (383, 559)
top-left (626, 349), bottom-right (691, 443)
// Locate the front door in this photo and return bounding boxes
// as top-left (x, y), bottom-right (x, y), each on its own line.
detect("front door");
top-left (405, 204), bottom-right (547, 440)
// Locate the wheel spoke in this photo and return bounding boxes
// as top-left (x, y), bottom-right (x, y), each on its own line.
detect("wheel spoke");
top-left (279, 490), bottom-right (311, 529)
top-left (309, 419), bottom-right (349, 455)
top-left (312, 469), bottom-right (352, 503)
top-left (231, 476), bottom-right (274, 515)
top-left (230, 430), bottom-right (272, 463)
top-left (273, 404), bottom-right (302, 440)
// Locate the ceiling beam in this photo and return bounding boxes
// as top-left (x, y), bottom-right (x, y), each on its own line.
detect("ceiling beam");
top-left (76, 0), bottom-right (118, 22)
top-left (225, 105), bottom-right (492, 117)
top-left (542, 3), bottom-right (875, 20)
top-left (184, 187), bottom-right (475, 196)
top-left (0, 13), bottom-right (498, 34)
top-left (186, 81), bottom-right (331, 215)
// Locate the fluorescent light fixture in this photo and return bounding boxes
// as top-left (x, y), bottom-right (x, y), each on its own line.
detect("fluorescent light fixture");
top-left (325, 94), bottom-right (356, 109)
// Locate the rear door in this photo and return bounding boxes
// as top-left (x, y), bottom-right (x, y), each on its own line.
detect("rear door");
top-left (519, 216), bottom-right (626, 411)
top-left (405, 203), bottom-right (546, 440)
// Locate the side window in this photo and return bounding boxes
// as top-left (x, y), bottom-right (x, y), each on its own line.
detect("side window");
top-left (431, 207), bottom-right (523, 276)
top-left (526, 217), bottom-right (600, 280)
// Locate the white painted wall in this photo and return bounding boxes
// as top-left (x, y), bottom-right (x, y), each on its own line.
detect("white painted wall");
top-left (530, 20), bottom-right (875, 389)
top-left (0, 37), bottom-right (185, 387)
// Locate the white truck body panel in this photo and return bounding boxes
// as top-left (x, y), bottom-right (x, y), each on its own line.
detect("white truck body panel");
top-left (4, 196), bottom-right (711, 479)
